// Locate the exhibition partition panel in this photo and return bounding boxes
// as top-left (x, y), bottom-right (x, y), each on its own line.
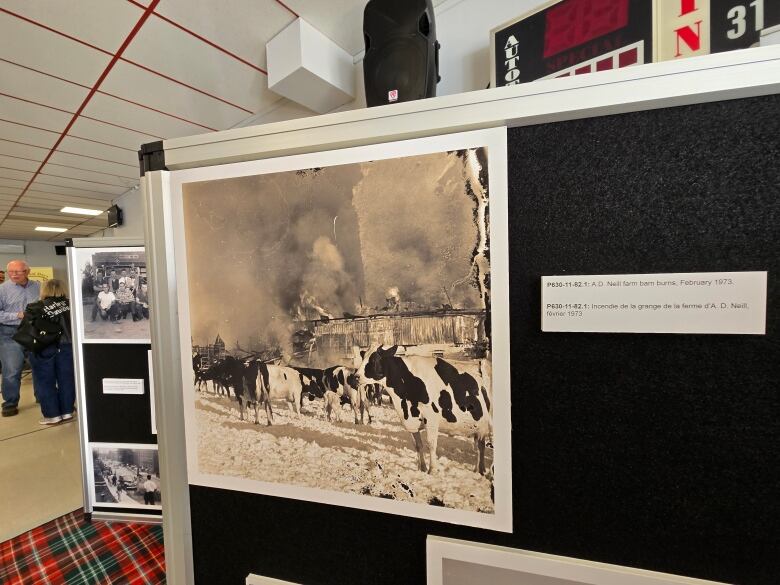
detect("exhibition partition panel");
top-left (68, 237), bottom-right (162, 523)
top-left (143, 47), bottom-right (780, 585)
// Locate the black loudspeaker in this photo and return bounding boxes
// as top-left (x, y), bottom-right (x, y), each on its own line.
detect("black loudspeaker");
top-left (363, 0), bottom-right (440, 107)
top-left (54, 245), bottom-right (66, 256)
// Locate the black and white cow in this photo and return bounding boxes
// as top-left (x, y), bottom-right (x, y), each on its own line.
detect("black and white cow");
top-left (355, 345), bottom-right (492, 475)
top-left (321, 366), bottom-right (371, 424)
top-left (221, 356), bottom-right (260, 423)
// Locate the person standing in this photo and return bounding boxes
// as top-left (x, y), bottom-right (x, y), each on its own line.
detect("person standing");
top-left (143, 475), bottom-right (157, 505)
top-left (26, 279), bottom-right (75, 425)
top-left (0, 260), bottom-right (40, 417)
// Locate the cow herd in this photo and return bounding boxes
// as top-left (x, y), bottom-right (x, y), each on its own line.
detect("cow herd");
top-left (194, 345), bottom-right (493, 476)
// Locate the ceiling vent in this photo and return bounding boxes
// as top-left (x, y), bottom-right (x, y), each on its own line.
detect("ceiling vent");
top-left (266, 18), bottom-right (355, 114)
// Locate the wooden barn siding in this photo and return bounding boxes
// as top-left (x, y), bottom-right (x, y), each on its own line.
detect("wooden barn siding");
top-left (314, 315), bottom-right (481, 354)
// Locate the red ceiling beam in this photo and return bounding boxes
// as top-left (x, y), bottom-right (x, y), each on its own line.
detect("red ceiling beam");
top-left (124, 0), bottom-right (269, 75)
top-left (0, 138), bottom-right (137, 168)
top-left (0, 58), bottom-right (218, 131)
top-left (0, 6), bottom-right (256, 115)
top-left (0, 0), bottom-right (162, 229)
top-left (0, 91), bottom-right (164, 139)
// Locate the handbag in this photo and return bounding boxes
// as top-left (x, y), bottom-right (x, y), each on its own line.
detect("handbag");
top-left (13, 301), bottom-right (63, 353)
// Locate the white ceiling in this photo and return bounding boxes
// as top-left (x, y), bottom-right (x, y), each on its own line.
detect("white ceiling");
top-left (0, 0), bottom-right (383, 241)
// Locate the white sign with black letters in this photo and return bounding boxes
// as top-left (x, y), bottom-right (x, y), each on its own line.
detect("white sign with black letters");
top-left (542, 271), bottom-right (767, 334)
top-left (102, 378), bottom-right (145, 395)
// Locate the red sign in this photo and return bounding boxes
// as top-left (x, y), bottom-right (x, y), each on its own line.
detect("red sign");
top-left (543, 0), bottom-right (629, 58)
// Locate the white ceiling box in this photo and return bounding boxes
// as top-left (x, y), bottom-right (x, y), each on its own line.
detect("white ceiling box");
top-left (70, 117), bottom-right (161, 152)
top-left (58, 136), bottom-right (139, 167)
top-left (41, 161), bottom-right (135, 188)
top-left (29, 178), bottom-right (119, 198)
top-left (0, 60), bottom-right (89, 112)
top-left (285, 0), bottom-right (368, 55)
top-left (0, 0), bottom-right (141, 54)
top-left (0, 12), bottom-right (110, 87)
top-left (0, 155), bottom-right (38, 173)
top-left (47, 151), bottom-right (137, 180)
top-left (85, 92), bottom-right (213, 139)
top-left (0, 140), bottom-right (46, 163)
top-left (0, 121), bottom-right (58, 150)
top-left (155, 0), bottom-right (293, 72)
top-left (101, 60), bottom-right (249, 131)
top-left (0, 95), bottom-right (70, 134)
top-left (125, 16), bottom-right (278, 117)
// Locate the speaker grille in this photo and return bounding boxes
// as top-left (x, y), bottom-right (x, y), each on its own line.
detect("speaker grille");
top-left (370, 38), bottom-right (427, 102)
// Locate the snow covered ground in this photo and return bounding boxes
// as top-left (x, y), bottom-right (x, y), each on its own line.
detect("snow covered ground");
top-left (195, 392), bottom-right (494, 513)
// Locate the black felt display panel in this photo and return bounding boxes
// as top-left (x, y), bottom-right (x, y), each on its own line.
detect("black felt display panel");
top-left (189, 94), bottom-right (779, 585)
top-left (83, 343), bottom-right (155, 444)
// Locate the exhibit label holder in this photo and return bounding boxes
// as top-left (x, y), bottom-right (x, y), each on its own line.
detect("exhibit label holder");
top-left (68, 237), bottom-right (162, 524)
top-left (144, 46), bottom-right (780, 585)
top-left (426, 537), bottom-right (732, 585)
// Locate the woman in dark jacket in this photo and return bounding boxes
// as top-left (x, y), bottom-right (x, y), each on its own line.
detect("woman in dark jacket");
top-left (26, 279), bottom-right (75, 425)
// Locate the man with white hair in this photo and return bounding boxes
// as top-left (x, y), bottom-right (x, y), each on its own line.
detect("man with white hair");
top-left (0, 260), bottom-right (41, 417)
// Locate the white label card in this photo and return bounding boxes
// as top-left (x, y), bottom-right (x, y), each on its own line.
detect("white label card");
top-left (542, 271), bottom-right (767, 334)
top-left (102, 378), bottom-right (145, 395)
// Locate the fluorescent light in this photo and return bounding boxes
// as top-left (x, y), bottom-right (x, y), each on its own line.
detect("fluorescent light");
top-left (61, 206), bottom-right (102, 216)
top-left (35, 226), bottom-right (68, 233)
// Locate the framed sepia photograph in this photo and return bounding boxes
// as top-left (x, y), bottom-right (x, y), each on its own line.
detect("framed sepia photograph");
top-left (170, 128), bottom-right (511, 531)
top-left (427, 537), bottom-right (733, 585)
top-left (72, 246), bottom-right (151, 343)
top-left (88, 443), bottom-right (161, 510)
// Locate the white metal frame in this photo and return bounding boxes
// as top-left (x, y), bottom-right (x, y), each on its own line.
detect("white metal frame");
top-left (427, 536), bottom-right (732, 585)
top-left (144, 47), bottom-right (780, 585)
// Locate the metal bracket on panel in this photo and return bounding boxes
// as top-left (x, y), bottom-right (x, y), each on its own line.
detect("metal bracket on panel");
top-left (138, 141), bottom-right (167, 177)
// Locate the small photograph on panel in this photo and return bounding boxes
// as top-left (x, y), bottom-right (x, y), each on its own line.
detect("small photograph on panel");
top-left (73, 247), bottom-right (150, 343)
top-left (90, 443), bottom-right (161, 509)
top-left (178, 129), bottom-right (511, 531)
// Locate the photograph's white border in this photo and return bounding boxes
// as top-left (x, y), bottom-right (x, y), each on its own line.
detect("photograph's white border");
top-left (426, 537), bottom-right (732, 585)
top-left (87, 442), bottom-right (162, 511)
top-left (72, 246), bottom-right (151, 345)
top-left (168, 127), bottom-right (512, 532)
top-left (148, 349), bottom-right (157, 435)
top-left (246, 575), bottom-right (300, 585)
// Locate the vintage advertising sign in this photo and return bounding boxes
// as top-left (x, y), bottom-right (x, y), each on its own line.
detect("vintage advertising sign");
top-left (491, 0), bottom-right (779, 87)
top-left (657, 0), bottom-right (780, 60)
top-left (491, 0), bottom-right (654, 85)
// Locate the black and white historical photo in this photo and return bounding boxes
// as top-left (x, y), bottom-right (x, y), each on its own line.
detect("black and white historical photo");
top-left (178, 130), bottom-right (510, 529)
top-left (74, 247), bottom-right (150, 342)
top-left (90, 444), bottom-right (161, 509)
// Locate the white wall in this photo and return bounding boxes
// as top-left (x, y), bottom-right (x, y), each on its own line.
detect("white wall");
top-left (0, 239), bottom-right (68, 284)
top-left (435, 0), bottom-right (543, 95)
top-left (91, 186), bottom-right (146, 240)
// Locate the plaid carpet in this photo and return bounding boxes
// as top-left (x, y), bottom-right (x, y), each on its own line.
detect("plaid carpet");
top-left (0, 509), bottom-right (165, 584)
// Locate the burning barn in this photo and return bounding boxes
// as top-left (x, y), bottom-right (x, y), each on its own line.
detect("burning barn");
top-left (303, 309), bottom-right (487, 363)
